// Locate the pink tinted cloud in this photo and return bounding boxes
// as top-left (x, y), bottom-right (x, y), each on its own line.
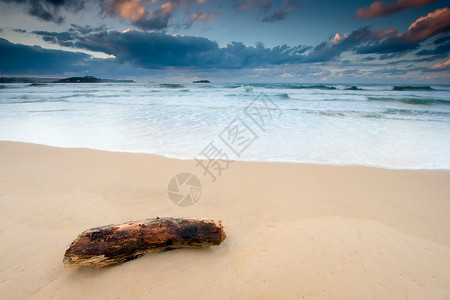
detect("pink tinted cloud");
top-left (235, 0), bottom-right (272, 12)
top-left (430, 58), bottom-right (450, 69)
top-left (404, 7), bottom-right (450, 42)
top-left (374, 28), bottom-right (398, 39)
top-left (355, 0), bottom-right (436, 19)
top-left (262, 0), bottom-right (299, 22)
top-left (190, 11), bottom-right (215, 22)
top-left (112, 0), bottom-right (147, 22)
top-left (103, 0), bottom-right (208, 30)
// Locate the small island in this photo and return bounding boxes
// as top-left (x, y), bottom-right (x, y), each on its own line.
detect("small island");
top-left (57, 76), bottom-right (134, 83)
top-left (56, 76), bottom-right (102, 83)
top-left (0, 75), bottom-right (134, 84)
top-left (193, 80), bottom-right (211, 83)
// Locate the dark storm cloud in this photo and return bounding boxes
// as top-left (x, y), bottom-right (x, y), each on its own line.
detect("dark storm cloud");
top-left (31, 23), bottom-right (444, 70)
top-left (33, 25), bottom-right (412, 68)
top-left (434, 35), bottom-right (450, 45)
top-left (69, 24), bottom-right (107, 35)
top-left (33, 24), bottom-right (106, 47)
top-left (356, 35), bottom-right (419, 54)
top-left (13, 28), bottom-right (27, 33)
top-left (0, 37), bottom-right (89, 74)
top-left (79, 31), bottom-right (220, 68)
top-left (416, 41), bottom-right (450, 57)
top-left (38, 28), bottom-right (376, 69)
top-left (33, 30), bottom-right (76, 46)
top-left (73, 30), bottom-right (313, 68)
top-left (35, 26), bottom-right (402, 69)
top-left (304, 27), bottom-right (383, 62)
top-left (0, 0), bottom-right (85, 24)
top-left (355, 0), bottom-right (436, 19)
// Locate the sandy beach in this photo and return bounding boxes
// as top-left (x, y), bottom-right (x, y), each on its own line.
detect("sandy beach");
top-left (0, 141), bottom-right (449, 299)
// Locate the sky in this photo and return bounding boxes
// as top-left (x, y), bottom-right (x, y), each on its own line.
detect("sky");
top-left (0, 0), bottom-right (449, 83)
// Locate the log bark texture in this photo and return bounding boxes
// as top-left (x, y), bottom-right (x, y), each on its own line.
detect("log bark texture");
top-left (64, 217), bottom-right (226, 267)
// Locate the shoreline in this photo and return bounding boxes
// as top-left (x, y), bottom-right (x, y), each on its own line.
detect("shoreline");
top-left (1, 140), bottom-right (448, 171)
top-left (1, 141), bottom-right (449, 299)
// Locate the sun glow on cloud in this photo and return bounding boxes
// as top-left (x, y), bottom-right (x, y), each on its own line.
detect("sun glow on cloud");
top-left (405, 8), bottom-right (450, 42)
top-left (355, 0), bottom-right (436, 19)
top-left (431, 58), bottom-right (450, 69)
top-left (330, 33), bottom-right (349, 44)
top-left (102, 0), bottom-right (209, 30)
top-left (190, 11), bottom-right (215, 22)
top-left (0, 0), bottom-right (449, 82)
top-left (117, 0), bottom-right (147, 22)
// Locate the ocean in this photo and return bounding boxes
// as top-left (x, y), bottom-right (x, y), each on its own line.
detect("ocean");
top-left (1, 82), bottom-right (449, 169)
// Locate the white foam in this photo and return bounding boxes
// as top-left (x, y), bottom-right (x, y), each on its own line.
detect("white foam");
top-left (1, 82), bottom-right (449, 169)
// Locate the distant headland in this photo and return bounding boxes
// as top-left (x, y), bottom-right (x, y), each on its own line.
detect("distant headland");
top-left (193, 80), bottom-right (210, 83)
top-left (0, 76), bottom-right (134, 84)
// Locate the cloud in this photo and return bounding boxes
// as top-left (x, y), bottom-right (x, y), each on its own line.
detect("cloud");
top-left (0, 36), bottom-right (156, 77)
top-left (102, 0), bottom-right (208, 30)
top-left (31, 29), bottom-right (316, 68)
top-left (234, 0), bottom-right (298, 22)
top-left (0, 0), bottom-right (85, 24)
top-left (356, 34), bottom-right (418, 54)
top-left (355, 0), bottom-right (436, 19)
top-left (341, 69), bottom-right (362, 75)
top-left (404, 8), bottom-right (450, 43)
top-left (370, 68), bottom-right (408, 75)
top-left (69, 24), bottom-right (107, 35)
top-left (307, 27), bottom-right (391, 61)
top-left (33, 24), bottom-right (424, 69)
top-left (416, 41), bottom-right (450, 57)
top-left (434, 35), bottom-right (450, 44)
top-left (262, 1), bottom-right (298, 22)
top-left (430, 58), bottom-right (450, 69)
top-left (28, 25), bottom-right (425, 70)
top-left (183, 10), bottom-right (216, 28)
top-left (0, 37), bottom-right (90, 74)
top-left (102, 0), bottom-right (171, 30)
top-left (1, 0), bottom-right (209, 30)
top-left (33, 30), bottom-right (77, 47)
top-left (361, 56), bottom-right (376, 61)
top-left (189, 11), bottom-right (215, 22)
top-left (281, 72), bottom-right (294, 77)
top-left (356, 8), bottom-right (450, 55)
top-left (33, 24), bottom-right (106, 47)
top-left (234, 0), bottom-right (272, 12)
top-left (13, 28), bottom-right (28, 33)
top-left (2, 30), bottom-right (448, 81)
top-left (20, 6), bottom-right (450, 76)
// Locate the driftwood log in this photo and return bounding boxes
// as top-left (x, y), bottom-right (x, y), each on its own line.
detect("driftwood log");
top-left (64, 217), bottom-right (226, 267)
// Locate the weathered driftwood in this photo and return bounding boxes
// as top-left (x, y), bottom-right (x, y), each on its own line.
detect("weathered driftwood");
top-left (64, 217), bottom-right (226, 267)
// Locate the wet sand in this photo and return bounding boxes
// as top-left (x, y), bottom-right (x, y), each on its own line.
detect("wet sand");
top-left (1, 141), bottom-right (449, 299)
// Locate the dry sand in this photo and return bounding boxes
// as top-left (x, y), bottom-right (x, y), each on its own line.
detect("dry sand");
top-left (0, 141), bottom-right (449, 299)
